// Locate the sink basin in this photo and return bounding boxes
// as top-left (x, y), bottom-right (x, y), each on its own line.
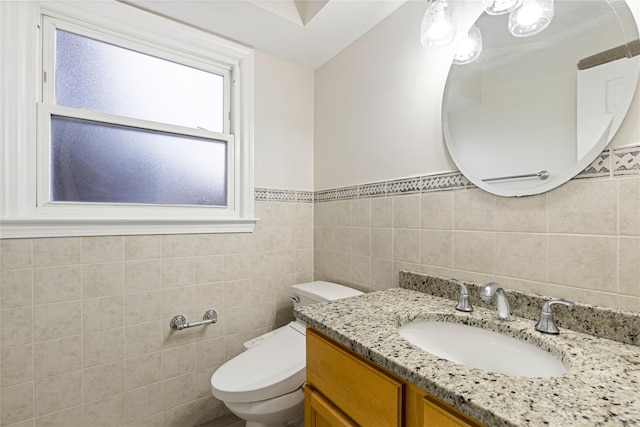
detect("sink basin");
top-left (398, 320), bottom-right (568, 377)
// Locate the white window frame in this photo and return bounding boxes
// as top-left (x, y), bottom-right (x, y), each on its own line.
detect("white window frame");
top-left (0, 1), bottom-right (256, 238)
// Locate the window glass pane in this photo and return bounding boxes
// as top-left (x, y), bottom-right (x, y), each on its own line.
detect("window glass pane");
top-left (55, 29), bottom-right (224, 132)
top-left (51, 116), bottom-right (227, 206)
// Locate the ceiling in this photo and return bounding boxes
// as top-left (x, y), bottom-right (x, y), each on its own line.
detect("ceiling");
top-left (121, 0), bottom-right (409, 69)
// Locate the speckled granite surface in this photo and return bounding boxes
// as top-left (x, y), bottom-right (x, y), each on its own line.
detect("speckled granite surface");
top-left (295, 288), bottom-right (640, 426)
top-left (400, 271), bottom-right (640, 346)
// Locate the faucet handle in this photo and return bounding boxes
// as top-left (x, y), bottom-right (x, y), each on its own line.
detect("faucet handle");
top-left (450, 278), bottom-right (473, 312)
top-left (535, 299), bottom-right (574, 334)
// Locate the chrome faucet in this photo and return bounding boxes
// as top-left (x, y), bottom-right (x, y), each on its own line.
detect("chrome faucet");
top-left (535, 299), bottom-right (574, 334)
top-left (450, 278), bottom-right (472, 312)
top-left (479, 282), bottom-right (513, 321)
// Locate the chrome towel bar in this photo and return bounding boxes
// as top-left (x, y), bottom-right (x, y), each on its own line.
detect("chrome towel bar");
top-left (170, 309), bottom-right (217, 330)
top-left (483, 170), bottom-right (549, 182)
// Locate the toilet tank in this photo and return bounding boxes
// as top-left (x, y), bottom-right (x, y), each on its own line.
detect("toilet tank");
top-left (291, 281), bottom-right (363, 308)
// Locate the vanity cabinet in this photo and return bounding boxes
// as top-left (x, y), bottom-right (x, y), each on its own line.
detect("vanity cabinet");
top-left (306, 327), bottom-right (403, 426)
top-left (306, 327), bottom-right (484, 427)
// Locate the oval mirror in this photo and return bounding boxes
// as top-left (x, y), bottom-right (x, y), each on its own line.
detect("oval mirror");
top-left (442, 0), bottom-right (640, 197)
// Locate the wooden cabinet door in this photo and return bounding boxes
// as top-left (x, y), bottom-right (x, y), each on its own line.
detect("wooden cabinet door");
top-left (305, 386), bottom-right (357, 427)
top-left (306, 328), bottom-right (403, 426)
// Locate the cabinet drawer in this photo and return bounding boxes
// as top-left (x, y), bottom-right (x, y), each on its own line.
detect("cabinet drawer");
top-left (305, 386), bottom-right (357, 427)
top-left (423, 393), bottom-right (484, 427)
top-left (306, 328), bottom-right (403, 427)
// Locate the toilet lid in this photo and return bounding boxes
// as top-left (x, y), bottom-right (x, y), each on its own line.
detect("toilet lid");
top-left (292, 281), bottom-right (363, 301)
top-left (210, 321), bottom-right (306, 403)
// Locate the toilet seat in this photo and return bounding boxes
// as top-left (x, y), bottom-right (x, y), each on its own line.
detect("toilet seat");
top-left (211, 321), bottom-right (306, 403)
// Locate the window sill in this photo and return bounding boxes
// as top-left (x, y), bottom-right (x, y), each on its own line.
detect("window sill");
top-left (0, 217), bottom-right (258, 238)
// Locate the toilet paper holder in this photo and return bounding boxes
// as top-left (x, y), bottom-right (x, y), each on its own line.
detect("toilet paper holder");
top-left (170, 309), bottom-right (217, 330)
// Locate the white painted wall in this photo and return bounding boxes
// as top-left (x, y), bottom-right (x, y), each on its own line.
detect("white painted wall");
top-left (313, 1), bottom-right (468, 191)
top-left (314, 0), bottom-right (640, 191)
top-left (254, 51), bottom-right (315, 191)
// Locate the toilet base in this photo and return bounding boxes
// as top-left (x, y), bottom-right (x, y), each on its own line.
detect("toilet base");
top-left (286, 414), bottom-right (304, 427)
top-left (224, 386), bottom-right (304, 427)
top-left (245, 415), bottom-right (302, 427)
top-left (246, 422), bottom-right (284, 427)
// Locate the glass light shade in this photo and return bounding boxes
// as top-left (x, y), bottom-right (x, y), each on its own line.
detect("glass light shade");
top-left (453, 25), bottom-right (483, 65)
top-left (420, 0), bottom-right (456, 48)
top-left (508, 0), bottom-right (554, 37)
top-left (481, 0), bottom-right (522, 15)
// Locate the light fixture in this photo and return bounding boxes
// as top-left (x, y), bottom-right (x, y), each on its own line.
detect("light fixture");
top-left (508, 0), bottom-right (554, 37)
top-left (453, 25), bottom-right (483, 65)
top-left (420, 0), bottom-right (456, 48)
top-left (481, 0), bottom-right (523, 15)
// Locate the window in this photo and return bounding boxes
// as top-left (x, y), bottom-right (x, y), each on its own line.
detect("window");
top-left (45, 23), bottom-right (230, 207)
top-left (0, 1), bottom-right (256, 237)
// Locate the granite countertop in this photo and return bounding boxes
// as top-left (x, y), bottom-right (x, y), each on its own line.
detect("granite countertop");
top-left (294, 287), bottom-right (640, 427)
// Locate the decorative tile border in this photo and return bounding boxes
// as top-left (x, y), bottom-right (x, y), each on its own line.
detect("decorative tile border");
top-left (387, 176), bottom-right (422, 195)
top-left (315, 189), bottom-right (337, 203)
top-left (422, 172), bottom-right (468, 192)
top-left (254, 188), bottom-right (268, 201)
top-left (297, 191), bottom-right (314, 203)
top-left (254, 188), bottom-right (314, 203)
top-left (575, 151), bottom-right (611, 179)
top-left (336, 186), bottom-right (359, 200)
top-left (269, 189), bottom-right (297, 202)
top-left (256, 143), bottom-right (640, 203)
top-left (311, 171), bottom-right (470, 203)
top-left (613, 146), bottom-right (640, 176)
top-left (359, 182), bottom-right (386, 198)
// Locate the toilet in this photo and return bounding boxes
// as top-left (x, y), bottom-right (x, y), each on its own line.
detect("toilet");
top-left (210, 281), bottom-right (363, 427)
